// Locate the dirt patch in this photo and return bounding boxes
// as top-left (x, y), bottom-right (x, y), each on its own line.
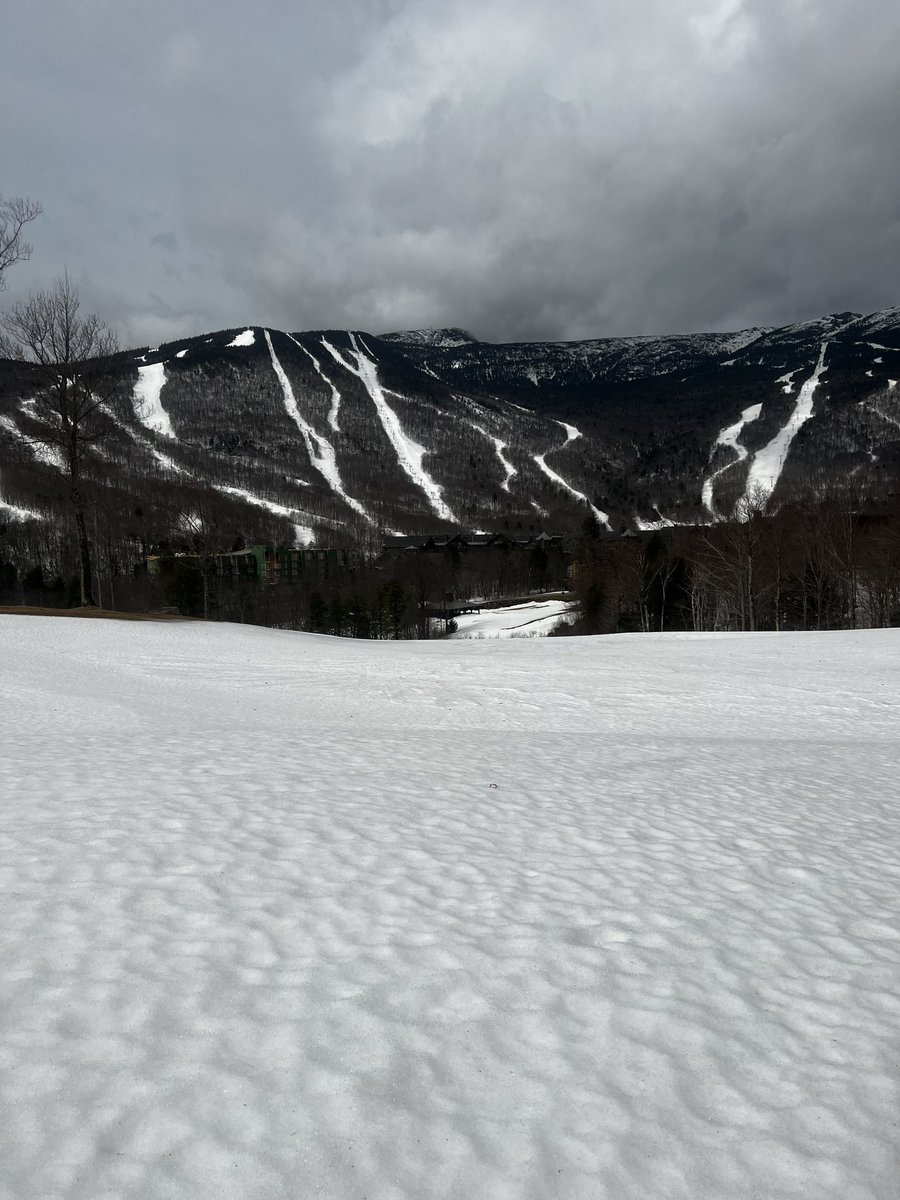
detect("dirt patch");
top-left (0, 606), bottom-right (193, 622)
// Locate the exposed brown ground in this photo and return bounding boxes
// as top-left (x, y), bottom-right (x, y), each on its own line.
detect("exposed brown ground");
top-left (0, 606), bottom-right (192, 621)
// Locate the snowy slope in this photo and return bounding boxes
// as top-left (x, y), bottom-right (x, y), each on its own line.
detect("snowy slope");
top-left (132, 362), bottom-right (175, 439)
top-left (1, 617), bottom-right (898, 1200)
top-left (448, 598), bottom-right (576, 638)
top-left (702, 402), bottom-right (763, 514)
top-left (3, 307), bottom-right (900, 536)
top-left (744, 341), bottom-right (829, 499)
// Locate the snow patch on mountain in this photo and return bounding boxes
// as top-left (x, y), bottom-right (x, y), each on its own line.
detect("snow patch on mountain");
top-left (556, 420), bottom-right (582, 443)
top-left (264, 332), bottom-right (372, 524)
top-left (323, 334), bottom-right (456, 523)
top-left (133, 363), bottom-right (175, 439)
top-left (227, 329), bottom-right (256, 348)
top-left (721, 327), bottom-right (769, 355)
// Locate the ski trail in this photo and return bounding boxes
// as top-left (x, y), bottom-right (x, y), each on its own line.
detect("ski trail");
top-left (744, 342), bottom-right (828, 501)
top-left (701, 403), bottom-right (763, 515)
top-left (533, 420), bottom-right (609, 527)
top-left (775, 370), bottom-right (798, 394)
top-left (264, 332), bottom-right (372, 524)
top-left (214, 484), bottom-right (315, 546)
top-left (0, 413), bottom-right (67, 472)
top-left (322, 334), bottom-right (456, 523)
top-left (96, 403), bottom-right (183, 474)
top-left (867, 402), bottom-right (900, 433)
top-left (0, 493), bottom-right (40, 520)
top-left (634, 508), bottom-right (675, 531)
top-left (284, 334), bottom-right (343, 432)
top-left (133, 363), bottom-right (175, 439)
top-left (468, 421), bottom-right (516, 491)
top-left (106, 397), bottom-right (315, 540)
top-left (0, 438), bottom-right (41, 520)
top-left (556, 420), bottom-right (582, 443)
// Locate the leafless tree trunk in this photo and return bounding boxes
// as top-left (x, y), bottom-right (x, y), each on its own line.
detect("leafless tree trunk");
top-left (1, 275), bottom-right (118, 606)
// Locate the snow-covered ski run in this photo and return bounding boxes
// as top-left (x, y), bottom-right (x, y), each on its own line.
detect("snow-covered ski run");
top-left (743, 341), bottom-right (829, 502)
top-left (264, 331), bottom-right (373, 524)
top-left (468, 421), bottom-right (517, 491)
top-left (322, 333), bottom-right (456, 523)
top-left (286, 334), bottom-right (343, 433)
top-left (701, 402), bottom-right (763, 515)
top-left (534, 419), bottom-right (610, 527)
top-left (132, 362), bottom-right (175, 439)
top-left (214, 482), bottom-right (315, 546)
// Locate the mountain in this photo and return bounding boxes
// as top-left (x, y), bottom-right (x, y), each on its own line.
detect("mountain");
top-left (2, 310), bottom-right (899, 545)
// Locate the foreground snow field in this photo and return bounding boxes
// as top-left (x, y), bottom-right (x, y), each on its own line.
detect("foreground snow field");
top-left (1, 617), bottom-right (898, 1200)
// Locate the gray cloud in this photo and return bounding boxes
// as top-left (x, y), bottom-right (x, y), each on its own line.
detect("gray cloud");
top-left (2, 0), bottom-right (899, 346)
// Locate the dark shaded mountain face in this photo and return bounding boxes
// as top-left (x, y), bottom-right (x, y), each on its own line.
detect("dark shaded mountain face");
top-left (2, 311), bottom-right (899, 544)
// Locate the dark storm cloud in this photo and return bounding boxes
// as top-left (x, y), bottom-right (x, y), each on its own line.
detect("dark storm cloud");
top-left (2, 0), bottom-right (899, 346)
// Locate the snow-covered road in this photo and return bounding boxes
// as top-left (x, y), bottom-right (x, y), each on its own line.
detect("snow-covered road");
top-left (1, 618), bottom-right (898, 1200)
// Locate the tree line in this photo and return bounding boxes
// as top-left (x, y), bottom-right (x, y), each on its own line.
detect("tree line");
top-left (562, 486), bottom-right (900, 636)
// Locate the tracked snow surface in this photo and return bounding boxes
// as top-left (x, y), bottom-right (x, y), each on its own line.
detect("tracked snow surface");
top-left (1, 617), bottom-right (899, 1200)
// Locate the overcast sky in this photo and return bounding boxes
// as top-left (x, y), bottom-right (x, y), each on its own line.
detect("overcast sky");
top-left (2, 0), bottom-right (899, 347)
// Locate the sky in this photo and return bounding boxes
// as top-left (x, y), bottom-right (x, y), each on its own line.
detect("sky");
top-left (2, 0), bottom-right (899, 348)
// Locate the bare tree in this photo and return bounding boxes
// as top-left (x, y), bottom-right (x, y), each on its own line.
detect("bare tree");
top-left (1, 276), bottom-right (118, 605)
top-left (0, 196), bottom-right (41, 291)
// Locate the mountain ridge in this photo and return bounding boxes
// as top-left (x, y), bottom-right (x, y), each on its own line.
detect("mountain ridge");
top-left (2, 309), bottom-right (899, 547)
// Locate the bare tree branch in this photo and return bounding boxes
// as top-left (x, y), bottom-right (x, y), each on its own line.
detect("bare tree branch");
top-left (0, 195), bottom-right (42, 290)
